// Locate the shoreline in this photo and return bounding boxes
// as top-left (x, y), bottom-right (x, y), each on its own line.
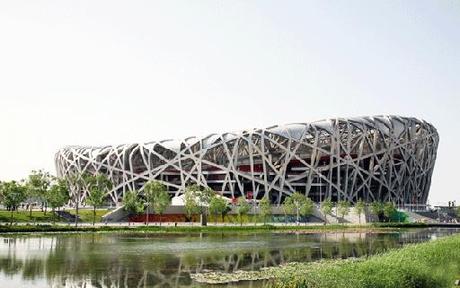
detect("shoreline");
top-left (0, 222), bottom-right (457, 235)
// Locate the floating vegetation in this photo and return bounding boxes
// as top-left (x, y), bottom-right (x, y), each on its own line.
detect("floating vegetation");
top-left (191, 267), bottom-right (276, 284)
top-left (190, 261), bottom-right (357, 284)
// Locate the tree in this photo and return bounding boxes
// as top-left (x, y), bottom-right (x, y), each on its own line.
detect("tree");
top-left (370, 201), bottom-right (383, 221)
top-left (143, 180), bottom-right (166, 225)
top-left (236, 197), bottom-right (251, 226)
top-left (354, 199), bottom-right (366, 225)
top-left (383, 202), bottom-right (397, 222)
top-left (123, 190), bottom-right (144, 225)
top-left (46, 178), bottom-right (70, 224)
top-left (284, 192), bottom-right (310, 225)
top-left (26, 170), bottom-right (51, 216)
top-left (0, 181), bottom-right (27, 225)
top-left (456, 206), bottom-right (460, 218)
top-left (337, 200), bottom-right (350, 224)
top-left (370, 201), bottom-right (384, 222)
top-left (85, 174), bottom-right (111, 226)
top-left (282, 196), bottom-right (295, 225)
top-left (0, 181), bottom-right (3, 203)
top-left (197, 187), bottom-right (214, 226)
top-left (152, 189), bottom-right (170, 226)
top-left (185, 184), bottom-right (213, 226)
top-left (320, 198), bottom-right (334, 224)
top-left (259, 196), bottom-right (271, 225)
top-left (184, 186), bottom-right (200, 224)
top-left (300, 197), bottom-right (314, 225)
top-left (209, 195), bottom-right (228, 224)
top-left (66, 173), bottom-right (87, 227)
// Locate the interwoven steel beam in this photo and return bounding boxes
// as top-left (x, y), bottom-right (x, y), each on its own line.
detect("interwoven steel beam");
top-left (55, 115), bottom-right (439, 206)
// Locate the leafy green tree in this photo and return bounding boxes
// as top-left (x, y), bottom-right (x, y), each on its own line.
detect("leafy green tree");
top-left (198, 187), bottom-right (214, 226)
top-left (0, 181), bottom-right (3, 203)
top-left (370, 201), bottom-right (384, 222)
top-left (282, 196), bottom-right (295, 225)
top-left (259, 196), bottom-right (271, 225)
top-left (184, 186), bottom-right (200, 224)
top-left (26, 170), bottom-right (51, 216)
top-left (236, 197), bottom-right (251, 226)
top-left (209, 195), bottom-right (228, 224)
top-left (284, 192), bottom-right (311, 225)
top-left (152, 188), bottom-right (170, 226)
top-left (354, 199), bottom-right (366, 224)
top-left (123, 190), bottom-right (144, 225)
top-left (66, 173), bottom-right (87, 227)
top-left (143, 180), bottom-right (166, 225)
top-left (185, 184), bottom-right (214, 226)
top-left (320, 198), bottom-right (334, 224)
top-left (0, 181), bottom-right (27, 225)
top-left (383, 202), bottom-right (397, 222)
top-left (337, 200), bottom-right (350, 224)
top-left (47, 178), bottom-right (70, 224)
top-left (84, 174), bottom-right (111, 226)
top-left (300, 197), bottom-right (314, 225)
top-left (456, 206), bottom-right (460, 218)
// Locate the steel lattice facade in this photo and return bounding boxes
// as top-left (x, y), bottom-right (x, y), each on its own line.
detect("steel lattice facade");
top-left (55, 115), bottom-right (438, 206)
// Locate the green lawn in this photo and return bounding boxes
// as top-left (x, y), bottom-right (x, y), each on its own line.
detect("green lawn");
top-left (0, 210), bottom-right (64, 223)
top-left (0, 209), bottom-right (110, 224)
top-left (66, 209), bottom-right (110, 223)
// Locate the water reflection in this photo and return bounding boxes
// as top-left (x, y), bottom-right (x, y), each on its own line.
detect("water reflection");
top-left (0, 228), bottom-right (458, 288)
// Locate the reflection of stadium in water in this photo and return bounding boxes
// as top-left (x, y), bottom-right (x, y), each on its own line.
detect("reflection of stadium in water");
top-left (0, 228), bottom-right (458, 288)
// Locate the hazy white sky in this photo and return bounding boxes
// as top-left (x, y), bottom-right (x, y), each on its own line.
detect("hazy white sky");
top-left (0, 1), bottom-right (458, 205)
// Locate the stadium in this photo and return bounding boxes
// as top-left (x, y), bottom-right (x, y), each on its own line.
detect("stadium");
top-left (55, 115), bottom-right (439, 207)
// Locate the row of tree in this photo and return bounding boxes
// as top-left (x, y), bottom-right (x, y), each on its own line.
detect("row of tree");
top-left (120, 184), bottom-right (400, 226)
top-left (0, 171), bottom-right (69, 224)
top-left (0, 170), bottom-right (404, 226)
top-left (0, 170), bottom-right (113, 225)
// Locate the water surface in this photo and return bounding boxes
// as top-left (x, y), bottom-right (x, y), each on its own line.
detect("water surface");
top-left (0, 228), bottom-right (458, 287)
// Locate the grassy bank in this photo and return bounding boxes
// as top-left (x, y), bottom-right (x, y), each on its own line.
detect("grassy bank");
top-left (270, 234), bottom-right (460, 288)
top-left (66, 209), bottom-right (109, 223)
top-left (0, 224), bottom-right (350, 234)
top-left (0, 222), bottom-right (429, 234)
top-left (0, 209), bottom-right (110, 224)
top-left (0, 210), bottom-right (65, 223)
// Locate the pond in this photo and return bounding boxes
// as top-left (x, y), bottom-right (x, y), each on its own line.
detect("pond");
top-left (0, 228), bottom-right (458, 287)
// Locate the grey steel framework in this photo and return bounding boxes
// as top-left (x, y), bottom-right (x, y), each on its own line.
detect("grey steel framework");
top-left (55, 115), bottom-right (439, 206)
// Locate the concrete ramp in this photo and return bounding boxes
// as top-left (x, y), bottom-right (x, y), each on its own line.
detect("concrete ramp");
top-left (101, 206), bottom-right (129, 222)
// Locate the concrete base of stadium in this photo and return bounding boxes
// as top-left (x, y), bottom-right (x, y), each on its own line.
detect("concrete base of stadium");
top-left (101, 205), bottom-right (372, 224)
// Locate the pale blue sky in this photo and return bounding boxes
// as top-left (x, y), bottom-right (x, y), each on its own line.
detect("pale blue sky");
top-left (0, 1), bottom-right (458, 205)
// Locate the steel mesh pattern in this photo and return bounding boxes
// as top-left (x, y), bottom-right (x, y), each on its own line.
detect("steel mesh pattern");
top-left (55, 115), bottom-right (438, 206)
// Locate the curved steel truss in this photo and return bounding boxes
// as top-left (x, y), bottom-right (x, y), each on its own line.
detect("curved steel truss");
top-left (55, 115), bottom-right (439, 206)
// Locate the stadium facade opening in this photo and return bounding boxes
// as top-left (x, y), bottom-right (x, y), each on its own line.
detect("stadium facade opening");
top-left (55, 115), bottom-right (439, 206)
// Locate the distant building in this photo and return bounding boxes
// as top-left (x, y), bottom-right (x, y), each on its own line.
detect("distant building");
top-left (55, 115), bottom-right (439, 206)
